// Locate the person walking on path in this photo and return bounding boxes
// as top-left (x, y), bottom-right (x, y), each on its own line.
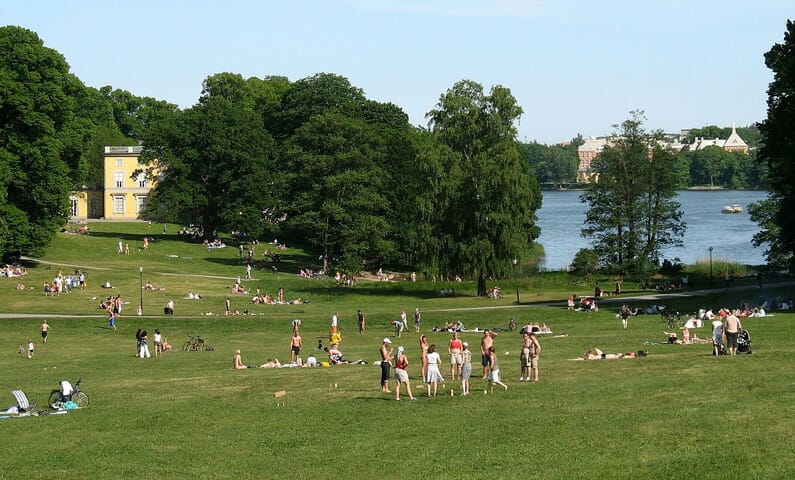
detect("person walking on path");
top-left (40, 321), bottom-right (51, 344)
top-left (394, 346), bottom-right (416, 401)
top-left (380, 338), bottom-right (393, 393)
top-left (245, 263), bottom-right (252, 280)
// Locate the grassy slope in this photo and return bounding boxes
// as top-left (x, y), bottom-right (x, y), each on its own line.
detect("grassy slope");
top-left (0, 223), bottom-right (793, 479)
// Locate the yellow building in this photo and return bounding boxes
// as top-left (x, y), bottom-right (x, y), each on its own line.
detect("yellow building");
top-left (70, 146), bottom-right (157, 221)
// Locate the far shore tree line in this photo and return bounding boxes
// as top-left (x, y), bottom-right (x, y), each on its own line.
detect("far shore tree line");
top-left (1, 21), bottom-right (794, 284)
top-left (526, 125), bottom-right (767, 190)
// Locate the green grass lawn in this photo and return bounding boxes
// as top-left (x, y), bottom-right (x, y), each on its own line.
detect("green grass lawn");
top-left (0, 223), bottom-right (793, 479)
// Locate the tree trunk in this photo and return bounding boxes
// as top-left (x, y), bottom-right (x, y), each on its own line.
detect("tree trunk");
top-left (477, 272), bottom-right (487, 297)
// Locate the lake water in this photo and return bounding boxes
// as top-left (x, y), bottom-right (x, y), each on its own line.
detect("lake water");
top-left (536, 190), bottom-right (769, 271)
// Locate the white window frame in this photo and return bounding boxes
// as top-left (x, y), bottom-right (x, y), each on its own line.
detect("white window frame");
top-left (113, 195), bottom-right (125, 214)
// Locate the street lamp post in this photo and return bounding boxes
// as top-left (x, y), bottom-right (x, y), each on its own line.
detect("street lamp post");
top-left (513, 258), bottom-right (520, 304)
top-left (139, 266), bottom-right (144, 315)
top-left (708, 247), bottom-right (713, 286)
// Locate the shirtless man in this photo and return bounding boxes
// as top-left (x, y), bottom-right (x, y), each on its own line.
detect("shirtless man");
top-left (41, 321), bottom-right (51, 344)
top-left (290, 331), bottom-right (303, 363)
top-left (480, 329), bottom-right (495, 379)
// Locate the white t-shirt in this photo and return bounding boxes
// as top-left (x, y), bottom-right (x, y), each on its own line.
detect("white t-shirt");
top-left (426, 351), bottom-right (441, 365)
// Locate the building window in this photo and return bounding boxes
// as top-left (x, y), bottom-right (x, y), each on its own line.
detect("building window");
top-left (136, 195), bottom-right (148, 216)
top-left (137, 172), bottom-right (147, 188)
top-left (70, 197), bottom-right (78, 217)
top-left (116, 158), bottom-right (123, 166)
top-left (113, 195), bottom-right (125, 214)
top-left (89, 198), bottom-right (99, 217)
top-left (114, 172), bottom-right (124, 188)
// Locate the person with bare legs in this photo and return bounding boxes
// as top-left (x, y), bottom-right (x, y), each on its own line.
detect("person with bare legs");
top-left (448, 331), bottom-right (463, 381)
top-left (460, 342), bottom-right (472, 395)
top-left (480, 329), bottom-right (495, 379)
top-left (425, 344), bottom-right (444, 397)
top-left (394, 346), bottom-right (416, 401)
top-left (487, 346), bottom-right (508, 393)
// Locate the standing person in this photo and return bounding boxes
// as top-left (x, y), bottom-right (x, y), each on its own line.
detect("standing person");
top-left (118, 240), bottom-right (124, 254)
top-left (712, 317), bottom-right (724, 356)
top-left (424, 344), bottom-right (444, 397)
top-left (27, 339), bottom-right (35, 358)
top-left (414, 308), bottom-right (421, 333)
top-left (419, 334), bottom-right (429, 381)
top-left (357, 309), bottom-right (366, 335)
top-left (480, 329), bottom-right (495, 379)
top-left (290, 331), bottom-right (303, 363)
top-left (245, 263), bottom-right (252, 280)
top-left (380, 338), bottom-right (393, 393)
top-left (139, 330), bottom-right (151, 358)
top-left (225, 297), bottom-right (231, 316)
top-left (448, 331), bottom-right (463, 381)
top-left (291, 318), bottom-right (302, 335)
top-left (520, 331), bottom-right (531, 381)
top-left (108, 305), bottom-right (117, 331)
top-left (394, 346), bottom-right (416, 401)
top-left (460, 342), bottom-right (473, 395)
top-left (620, 304), bottom-right (632, 330)
top-left (527, 326), bottom-right (542, 382)
top-left (724, 309), bottom-right (743, 356)
top-left (331, 313), bottom-right (339, 334)
top-left (113, 294), bottom-right (122, 323)
top-left (40, 321), bottom-right (51, 344)
top-left (143, 236), bottom-right (149, 251)
top-left (487, 346), bottom-right (509, 393)
top-left (153, 329), bottom-right (163, 357)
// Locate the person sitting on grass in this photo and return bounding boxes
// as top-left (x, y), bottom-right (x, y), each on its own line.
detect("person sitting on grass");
top-left (233, 349), bottom-right (247, 369)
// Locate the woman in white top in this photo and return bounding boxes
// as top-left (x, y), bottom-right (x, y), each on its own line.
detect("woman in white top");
top-left (424, 344), bottom-right (444, 397)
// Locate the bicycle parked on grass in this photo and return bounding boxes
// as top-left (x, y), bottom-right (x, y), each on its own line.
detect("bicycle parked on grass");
top-left (49, 378), bottom-right (89, 408)
top-left (182, 335), bottom-right (205, 352)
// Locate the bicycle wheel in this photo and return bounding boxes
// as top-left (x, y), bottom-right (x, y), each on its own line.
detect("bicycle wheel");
top-left (195, 340), bottom-right (205, 351)
top-left (72, 391), bottom-right (89, 408)
top-left (182, 341), bottom-right (192, 352)
top-left (48, 390), bottom-right (63, 408)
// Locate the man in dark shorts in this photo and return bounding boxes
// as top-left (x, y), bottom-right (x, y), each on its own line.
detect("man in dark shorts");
top-left (290, 332), bottom-right (303, 363)
top-left (41, 321), bottom-right (51, 344)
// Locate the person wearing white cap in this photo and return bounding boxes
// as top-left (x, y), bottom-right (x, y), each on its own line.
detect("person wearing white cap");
top-left (460, 342), bottom-right (473, 395)
top-left (394, 346), bottom-right (416, 401)
top-left (380, 338), bottom-right (393, 393)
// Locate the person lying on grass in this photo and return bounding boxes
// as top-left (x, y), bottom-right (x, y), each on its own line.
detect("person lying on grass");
top-left (573, 348), bottom-right (647, 360)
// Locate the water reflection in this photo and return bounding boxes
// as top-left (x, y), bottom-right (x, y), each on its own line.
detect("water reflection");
top-left (536, 190), bottom-right (769, 271)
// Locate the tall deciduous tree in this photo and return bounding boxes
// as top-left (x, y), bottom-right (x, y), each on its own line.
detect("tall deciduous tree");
top-left (142, 73), bottom-right (277, 239)
top-left (419, 80), bottom-right (541, 296)
top-left (581, 111), bottom-right (685, 275)
top-left (0, 26), bottom-right (83, 260)
top-left (755, 20), bottom-right (795, 269)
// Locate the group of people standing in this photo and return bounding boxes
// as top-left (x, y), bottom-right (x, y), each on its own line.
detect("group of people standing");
top-left (378, 327), bottom-right (542, 400)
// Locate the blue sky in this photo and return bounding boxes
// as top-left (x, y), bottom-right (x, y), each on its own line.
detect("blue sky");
top-left (3, 1), bottom-right (791, 143)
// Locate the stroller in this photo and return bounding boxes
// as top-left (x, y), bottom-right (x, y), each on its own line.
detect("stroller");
top-left (736, 328), bottom-right (752, 354)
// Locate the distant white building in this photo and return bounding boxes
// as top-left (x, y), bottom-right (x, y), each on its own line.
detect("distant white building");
top-left (576, 125), bottom-right (748, 182)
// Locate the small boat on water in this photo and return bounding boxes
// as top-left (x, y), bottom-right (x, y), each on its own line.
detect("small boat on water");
top-left (721, 204), bottom-right (743, 214)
